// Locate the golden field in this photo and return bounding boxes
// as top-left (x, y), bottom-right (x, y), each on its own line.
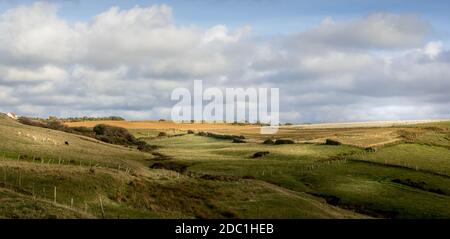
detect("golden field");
top-left (66, 119), bottom-right (447, 148)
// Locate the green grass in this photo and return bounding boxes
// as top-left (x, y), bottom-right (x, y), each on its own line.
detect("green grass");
top-left (0, 114), bottom-right (151, 171)
top-left (2, 113), bottom-right (450, 218)
top-left (0, 115), bottom-right (363, 218)
top-left (145, 134), bottom-right (450, 218)
top-left (0, 188), bottom-right (93, 219)
top-left (358, 143), bottom-right (450, 176)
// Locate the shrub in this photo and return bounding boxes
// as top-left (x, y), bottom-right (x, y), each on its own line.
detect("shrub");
top-left (46, 120), bottom-right (72, 132)
top-left (71, 126), bottom-right (96, 137)
top-left (274, 139), bottom-right (295, 145)
top-left (93, 124), bottom-right (138, 145)
top-left (158, 132), bottom-right (168, 137)
top-left (150, 161), bottom-right (189, 173)
top-left (71, 126), bottom-right (92, 133)
top-left (252, 151), bottom-right (270, 158)
top-left (59, 116), bottom-right (125, 122)
top-left (201, 132), bottom-right (245, 141)
top-left (325, 139), bottom-right (341, 145)
top-left (232, 138), bottom-right (245, 143)
top-left (137, 143), bottom-right (159, 152)
top-left (18, 117), bottom-right (46, 128)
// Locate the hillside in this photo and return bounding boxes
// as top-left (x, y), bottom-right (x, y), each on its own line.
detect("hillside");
top-left (2, 113), bottom-right (450, 218)
top-left (115, 118), bottom-right (450, 218)
top-left (0, 113), bottom-right (366, 218)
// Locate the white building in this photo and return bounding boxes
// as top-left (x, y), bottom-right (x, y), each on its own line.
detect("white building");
top-left (6, 112), bottom-right (18, 120)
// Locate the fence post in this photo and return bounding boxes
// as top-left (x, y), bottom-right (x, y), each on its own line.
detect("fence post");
top-left (54, 186), bottom-right (57, 204)
top-left (99, 196), bottom-right (105, 218)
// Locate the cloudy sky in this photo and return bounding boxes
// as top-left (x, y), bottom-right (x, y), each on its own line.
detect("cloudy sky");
top-left (0, 0), bottom-right (449, 123)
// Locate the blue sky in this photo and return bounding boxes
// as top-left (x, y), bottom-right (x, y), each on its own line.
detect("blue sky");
top-left (0, 0), bottom-right (450, 122)
top-left (1, 0), bottom-right (450, 37)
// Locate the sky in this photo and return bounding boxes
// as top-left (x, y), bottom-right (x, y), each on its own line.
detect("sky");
top-left (0, 0), bottom-right (449, 123)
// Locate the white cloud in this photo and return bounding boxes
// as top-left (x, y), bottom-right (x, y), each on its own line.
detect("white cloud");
top-left (0, 3), bottom-right (448, 123)
top-left (423, 41), bottom-right (443, 59)
top-left (294, 13), bottom-right (430, 50)
top-left (0, 2), bottom-right (79, 63)
top-left (0, 65), bottom-right (67, 83)
top-left (203, 25), bottom-right (250, 43)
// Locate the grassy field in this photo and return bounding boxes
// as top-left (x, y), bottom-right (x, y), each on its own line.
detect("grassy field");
top-left (1, 114), bottom-right (450, 218)
top-left (147, 133), bottom-right (450, 218)
top-left (0, 113), bottom-right (366, 218)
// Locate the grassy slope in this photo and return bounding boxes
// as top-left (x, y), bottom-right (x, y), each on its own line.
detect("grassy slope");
top-left (3, 114), bottom-right (449, 218)
top-left (148, 129), bottom-right (450, 218)
top-left (0, 114), bottom-right (151, 172)
top-left (0, 114), bottom-right (364, 218)
top-left (358, 144), bottom-right (450, 176)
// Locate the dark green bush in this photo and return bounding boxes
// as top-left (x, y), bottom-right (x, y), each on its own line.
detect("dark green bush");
top-left (274, 139), bottom-right (295, 145)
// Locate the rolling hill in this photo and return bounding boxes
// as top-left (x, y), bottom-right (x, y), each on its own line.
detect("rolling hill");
top-left (0, 113), bottom-right (367, 218)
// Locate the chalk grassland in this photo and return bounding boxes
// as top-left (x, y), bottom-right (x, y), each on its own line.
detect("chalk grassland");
top-left (1, 114), bottom-right (450, 218)
top-left (68, 118), bottom-right (450, 218)
top-left (66, 119), bottom-right (447, 148)
top-left (127, 119), bottom-right (450, 218)
top-left (0, 113), bottom-right (366, 218)
top-left (147, 133), bottom-right (450, 219)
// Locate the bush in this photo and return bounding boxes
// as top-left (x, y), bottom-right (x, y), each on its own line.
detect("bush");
top-left (137, 142), bottom-right (158, 152)
top-left (71, 126), bottom-right (92, 133)
top-left (274, 139), bottom-right (295, 145)
top-left (158, 132), bottom-right (168, 137)
top-left (325, 139), bottom-right (341, 145)
top-left (19, 117), bottom-right (75, 134)
top-left (252, 151), bottom-right (270, 158)
top-left (93, 124), bottom-right (138, 145)
top-left (150, 161), bottom-right (189, 173)
top-left (18, 117), bottom-right (46, 128)
top-left (202, 132), bottom-right (245, 140)
top-left (232, 138), bottom-right (245, 143)
top-left (46, 120), bottom-right (73, 132)
top-left (59, 116), bottom-right (125, 122)
top-left (71, 126), bottom-right (96, 137)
